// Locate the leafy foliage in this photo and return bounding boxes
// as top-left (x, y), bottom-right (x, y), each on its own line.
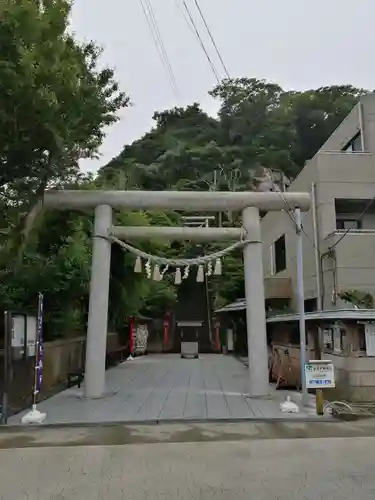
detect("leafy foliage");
top-left (338, 290), bottom-right (374, 309)
top-left (0, 0), bottom-right (133, 337)
top-left (0, 4), bottom-right (367, 338)
top-left (0, 0), bottom-right (129, 260)
top-left (100, 78), bottom-right (366, 307)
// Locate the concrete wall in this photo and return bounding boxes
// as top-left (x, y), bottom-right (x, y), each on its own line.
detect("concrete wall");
top-left (322, 350), bottom-right (375, 402)
top-left (315, 152), bottom-right (375, 308)
top-left (261, 94), bottom-right (375, 311)
top-left (261, 158), bottom-right (320, 309)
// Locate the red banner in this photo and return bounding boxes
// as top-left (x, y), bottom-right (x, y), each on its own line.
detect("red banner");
top-left (164, 311), bottom-right (171, 348)
top-left (164, 313), bottom-right (170, 348)
top-left (129, 316), bottom-right (135, 354)
top-left (214, 321), bottom-right (220, 351)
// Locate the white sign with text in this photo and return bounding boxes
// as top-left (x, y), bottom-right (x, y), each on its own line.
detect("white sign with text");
top-left (304, 361), bottom-right (335, 389)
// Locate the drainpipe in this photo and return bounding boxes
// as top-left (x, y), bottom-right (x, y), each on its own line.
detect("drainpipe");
top-left (311, 183), bottom-right (322, 310)
top-left (358, 102), bottom-right (366, 151)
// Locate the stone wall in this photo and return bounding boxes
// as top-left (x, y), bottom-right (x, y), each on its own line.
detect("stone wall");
top-left (323, 353), bottom-right (375, 402)
top-left (42, 336), bottom-right (85, 389)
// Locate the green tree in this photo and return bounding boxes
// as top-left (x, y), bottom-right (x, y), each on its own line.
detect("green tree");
top-left (0, 0), bottom-right (131, 336)
top-left (100, 78), bottom-right (368, 308)
top-left (285, 85), bottom-right (366, 168)
top-left (0, 0), bottom-right (129, 253)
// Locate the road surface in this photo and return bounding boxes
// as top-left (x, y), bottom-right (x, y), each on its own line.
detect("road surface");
top-left (1, 420), bottom-right (375, 499)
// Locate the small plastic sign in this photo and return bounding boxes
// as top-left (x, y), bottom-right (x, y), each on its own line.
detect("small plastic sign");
top-left (304, 361), bottom-right (335, 389)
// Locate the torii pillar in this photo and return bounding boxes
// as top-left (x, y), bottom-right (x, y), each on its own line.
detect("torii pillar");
top-left (43, 190), bottom-right (311, 399)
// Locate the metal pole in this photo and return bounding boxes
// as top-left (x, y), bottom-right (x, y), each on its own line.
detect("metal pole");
top-left (295, 208), bottom-right (308, 406)
top-left (311, 183), bottom-right (322, 310)
top-left (204, 218), bottom-right (213, 344)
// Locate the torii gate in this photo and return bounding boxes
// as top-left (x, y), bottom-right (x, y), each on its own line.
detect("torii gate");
top-left (43, 190), bottom-right (310, 399)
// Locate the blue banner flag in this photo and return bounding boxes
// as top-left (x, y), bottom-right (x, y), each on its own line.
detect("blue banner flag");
top-left (35, 293), bottom-right (44, 395)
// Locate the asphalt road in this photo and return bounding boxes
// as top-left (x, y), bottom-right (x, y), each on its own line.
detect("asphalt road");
top-left (1, 421), bottom-right (375, 499)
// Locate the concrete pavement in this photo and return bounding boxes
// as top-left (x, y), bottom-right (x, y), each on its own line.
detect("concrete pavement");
top-left (10, 354), bottom-right (321, 425)
top-left (1, 419), bottom-right (375, 448)
top-left (1, 420), bottom-right (375, 499)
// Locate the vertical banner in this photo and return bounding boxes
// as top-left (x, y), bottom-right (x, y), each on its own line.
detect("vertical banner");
top-left (163, 318), bottom-right (169, 348)
top-left (20, 293), bottom-right (47, 424)
top-left (129, 316), bottom-right (135, 355)
top-left (34, 293), bottom-right (44, 398)
top-left (214, 321), bottom-right (220, 351)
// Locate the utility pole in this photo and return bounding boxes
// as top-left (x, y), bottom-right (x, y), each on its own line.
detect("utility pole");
top-left (204, 217), bottom-right (213, 343)
top-left (295, 208), bottom-right (308, 406)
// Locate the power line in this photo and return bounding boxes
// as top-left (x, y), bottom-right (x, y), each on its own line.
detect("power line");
top-left (271, 179), bottom-right (318, 250)
top-left (192, 0), bottom-right (230, 79)
top-left (139, 0), bottom-right (180, 98)
top-left (274, 180), bottom-right (375, 254)
top-left (174, 0), bottom-right (196, 37)
top-left (144, 0), bottom-right (180, 97)
top-left (144, 0), bottom-right (178, 87)
top-left (181, 0), bottom-right (221, 84)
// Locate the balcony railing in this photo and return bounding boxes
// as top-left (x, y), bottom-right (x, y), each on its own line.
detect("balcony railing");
top-left (324, 229), bottom-right (375, 246)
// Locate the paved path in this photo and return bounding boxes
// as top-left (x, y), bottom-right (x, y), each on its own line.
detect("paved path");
top-left (1, 433), bottom-right (375, 499)
top-left (10, 354), bottom-right (319, 425)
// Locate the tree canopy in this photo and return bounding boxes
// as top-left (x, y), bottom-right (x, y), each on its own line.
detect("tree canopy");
top-left (0, 1), bottom-right (368, 339)
top-left (99, 78), bottom-right (367, 307)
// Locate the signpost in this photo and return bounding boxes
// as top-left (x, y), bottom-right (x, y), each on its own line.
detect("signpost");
top-left (305, 360), bottom-right (335, 415)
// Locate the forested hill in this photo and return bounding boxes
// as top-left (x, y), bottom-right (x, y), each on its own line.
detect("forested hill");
top-left (91, 78), bottom-right (366, 321)
top-left (98, 78), bottom-right (365, 192)
top-left (0, 0), bottom-right (368, 342)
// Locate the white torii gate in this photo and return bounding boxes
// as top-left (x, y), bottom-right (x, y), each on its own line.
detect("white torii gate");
top-left (44, 190), bottom-right (310, 399)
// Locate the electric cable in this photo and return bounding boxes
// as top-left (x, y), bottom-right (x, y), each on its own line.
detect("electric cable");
top-left (328, 197), bottom-right (375, 250)
top-left (139, 0), bottom-right (180, 98)
top-left (181, 0), bottom-right (221, 84)
top-left (174, 0), bottom-right (196, 37)
top-left (192, 0), bottom-right (230, 79)
top-left (144, 0), bottom-right (179, 90)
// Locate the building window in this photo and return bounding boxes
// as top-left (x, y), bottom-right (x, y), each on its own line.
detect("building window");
top-left (323, 329), bottom-right (333, 350)
top-left (365, 323), bottom-right (375, 356)
top-left (304, 298), bottom-right (318, 312)
top-left (342, 132), bottom-right (362, 152)
top-left (271, 235), bottom-right (286, 274)
top-left (336, 218), bottom-right (362, 230)
top-left (323, 326), bottom-right (345, 353)
top-left (333, 324), bottom-right (345, 353)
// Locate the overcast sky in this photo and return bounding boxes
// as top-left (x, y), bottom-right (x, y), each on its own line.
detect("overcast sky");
top-left (70, 0), bottom-right (375, 172)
